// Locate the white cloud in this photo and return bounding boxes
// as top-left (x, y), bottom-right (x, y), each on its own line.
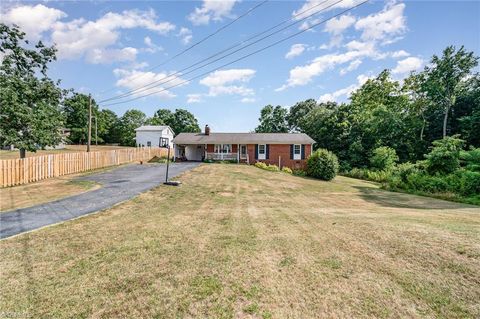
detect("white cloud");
top-left (241, 97), bottom-right (256, 103)
top-left (113, 68), bottom-right (187, 99)
top-left (276, 44), bottom-right (378, 91)
top-left (187, 94), bottom-right (203, 103)
top-left (318, 74), bottom-right (371, 103)
top-left (340, 59), bottom-right (362, 75)
top-left (392, 56), bottom-right (424, 74)
top-left (355, 2), bottom-right (406, 42)
top-left (0, 4), bottom-right (66, 40)
top-left (86, 47), bottom-right (138, 64)
top-left (391, 50), bottom-right (410, 58)
top-left (188, 0), bottom-right (238, 26)
top-left (178, 27), bottom-right (193, 45)
top-left (143, 36), bottom-right (163, 53)
top-left (51, 9), bottom-right (175, 61)
top-left (2, 5), bottom-right (176, 63)
top-left (292, 0), bottom-right (362, 30)
top-left (285, 44), bottom-right (307, 59)
top-left (324, 14), bottom-right (356, 35)
top-left (199, 68), bottom-right (256, 97)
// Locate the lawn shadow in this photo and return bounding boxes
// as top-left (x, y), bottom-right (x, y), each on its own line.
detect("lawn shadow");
top-left (353, 186), bottom-right (475, 210)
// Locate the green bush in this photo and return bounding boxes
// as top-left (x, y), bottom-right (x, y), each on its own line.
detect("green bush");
top-left (425, 136), bottom-right (464, 175)
top-left (345, 167), bottom-right (391, 183)
top-left (370, 146), bottom-right (398, 171)
top-left (455, 170), bottom-right (480, 196)
top-left (281, 167), bottom-right (293, 174)
top-left (292, 169), bottom-right (306, 177)
top-left (460, 147), bottom-right (480, 172)
top-left (306, 149), bottom-right (339, 181)
top-left (254, 162), bottom-right (279, 172)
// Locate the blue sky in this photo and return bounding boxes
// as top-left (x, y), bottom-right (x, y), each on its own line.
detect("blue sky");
top-left (1, 0), bottom-right (479, 132)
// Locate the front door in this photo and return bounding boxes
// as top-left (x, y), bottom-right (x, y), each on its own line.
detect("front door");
top-left (240, 144), bottom-right (247, 159)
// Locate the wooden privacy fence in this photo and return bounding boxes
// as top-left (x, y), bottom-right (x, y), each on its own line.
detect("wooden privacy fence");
top-left (0, 147), bottom-right (170, 187)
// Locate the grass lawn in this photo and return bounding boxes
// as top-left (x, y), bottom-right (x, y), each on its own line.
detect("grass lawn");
top-left (1, 164), bottom-right (479, 318)
top-left (0, 145), bottom-right (132, 160)
top-left (0, 177), bottom-right (99, 212)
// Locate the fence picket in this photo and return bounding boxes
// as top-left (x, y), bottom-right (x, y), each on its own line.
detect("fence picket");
top-left (0, 147), bottom-right (169, 187)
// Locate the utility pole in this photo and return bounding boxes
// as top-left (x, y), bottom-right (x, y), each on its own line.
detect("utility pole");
top-left (87, 94), bottom-right (92, 152)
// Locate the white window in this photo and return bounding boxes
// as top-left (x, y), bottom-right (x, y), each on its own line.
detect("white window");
top-left (258, 144), bottom-right (266, 160)
top-left (294, 144), bottom-right (301, 160)
top-left (160, 137), bottom-right (169, 148)
top-left (214, 144), bottom-right (232, 153)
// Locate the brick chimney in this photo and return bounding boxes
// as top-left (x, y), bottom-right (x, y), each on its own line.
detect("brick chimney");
top-left (205, 124), bottom-right (210, 135)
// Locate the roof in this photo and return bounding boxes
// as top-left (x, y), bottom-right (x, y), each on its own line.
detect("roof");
top-left (173, 132), bottom-right (315, 145)
top-left (135, 125), bottom-right (171, 132)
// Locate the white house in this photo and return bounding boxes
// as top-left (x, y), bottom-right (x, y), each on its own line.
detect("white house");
top-left (135, 125), bottom-right (174, 148)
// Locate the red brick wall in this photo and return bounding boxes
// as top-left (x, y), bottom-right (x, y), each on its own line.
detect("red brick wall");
top-left (247, 144), bottom-right (311, 169)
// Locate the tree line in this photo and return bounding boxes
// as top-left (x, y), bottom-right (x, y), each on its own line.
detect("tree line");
top-left (255, 45), bottom-right (479, 171)
top-left (0, 24), bottom-right (200, 157)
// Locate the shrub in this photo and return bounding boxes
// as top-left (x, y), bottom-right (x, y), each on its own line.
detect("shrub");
top-left (425, 136), bottom-right (464, 175)
top-left (455, 170), bottom-right (480, 196)
top-left (391, 162), bottom-right (419, 183)
top-left (370, 146), bottom-right (398, 171)
top-left (281, 167), bottom-right (293, 174)
top-left (345, 167), bottom-right (391, 183)
top-left (292, 169), bottom-right (306, 177)
top-left (254, 162), bottom-right (279, 172)
top-left (306, 149), bottom-right (339, 181)
top-left (460, 147), bottom-right (480, 172)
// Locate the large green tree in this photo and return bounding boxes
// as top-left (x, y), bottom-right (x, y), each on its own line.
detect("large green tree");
top-left (255, 105), bottom-right (289, 133)
top-left (148, 108), bottom-right (200, 135)
top-left (0, 23), bottom-right (64, 157)
top-left (118, 109), bottom-right (146, 146)
top-left (421, 46), bottom-right (478, 138)
top-left (287, 98), bottom-right (318, 132)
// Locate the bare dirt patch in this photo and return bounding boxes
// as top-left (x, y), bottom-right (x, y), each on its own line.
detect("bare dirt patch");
top-left (0, 164), bottom-right (479, 318)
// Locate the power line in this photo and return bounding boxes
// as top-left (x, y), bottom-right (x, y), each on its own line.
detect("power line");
top-left (99, 0), bottom-right (334, 103)
top-left (102, 1), bottom-right (367, 107)
top-left (99, 0), bottom-right (269, 95)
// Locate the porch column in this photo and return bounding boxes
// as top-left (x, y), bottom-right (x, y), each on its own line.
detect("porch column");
top-left (237, 144), bottom-right (240, 163)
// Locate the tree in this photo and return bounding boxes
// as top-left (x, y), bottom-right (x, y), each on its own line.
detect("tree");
top-left (287, 99), bottom-right (317, 132)
top-left (63, 93), bottom-right (96, 144)
top-left (147, 108), bottom-right (200, 135)
top-left (425, 135), bottom-right (464, 175)
top-left (0, 23), bottom-right (64, 158)
top-left (98, 109), bottom-right (119, 144)
top-left (370, 146), bottom-right (399, 171)
top-left (118, 109), bottom-right (146, 146)
top-left (422, 46), bottom-right (479, 138)
top-left (255, 105), bottom-right (289, 133)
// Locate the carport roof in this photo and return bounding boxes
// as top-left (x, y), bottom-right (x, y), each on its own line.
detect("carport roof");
top-left (173, 133), bottom-right (315, 145)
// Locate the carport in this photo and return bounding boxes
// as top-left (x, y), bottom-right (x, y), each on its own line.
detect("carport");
top-left (174, 144), bottom-right (205, 161)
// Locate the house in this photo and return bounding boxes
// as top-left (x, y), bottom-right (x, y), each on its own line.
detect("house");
top-left (135, 125), bottom-right (174, 148)
top-left (173, 125), bottom-right (315, 169)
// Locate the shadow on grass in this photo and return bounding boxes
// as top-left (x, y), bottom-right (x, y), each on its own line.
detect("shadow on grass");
top-left (353, 186), bottom-right (475, 210)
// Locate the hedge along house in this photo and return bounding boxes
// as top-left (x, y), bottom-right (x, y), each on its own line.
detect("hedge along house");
top-left (173, 125), bottom-right (315, 169)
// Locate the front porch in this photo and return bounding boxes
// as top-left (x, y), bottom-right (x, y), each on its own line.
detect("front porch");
top-left (174, 143), bottom-right (249, 163)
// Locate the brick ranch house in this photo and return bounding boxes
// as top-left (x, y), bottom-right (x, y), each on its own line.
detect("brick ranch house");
top-left (173, 125), bottom-right (315, 169)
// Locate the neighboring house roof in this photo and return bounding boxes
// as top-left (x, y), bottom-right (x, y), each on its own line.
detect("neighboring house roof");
top-left (173, 133), bottom-right (315, 145)
top-left (135, 125), bottom-right (173, 133)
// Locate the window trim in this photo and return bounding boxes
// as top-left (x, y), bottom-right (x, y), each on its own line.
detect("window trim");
top-left (293, 144), bottom-right (301, 160)
top-left (214, 144), bottom-right (232, 154)
top-left (258, 144), bottom-right (266, 160)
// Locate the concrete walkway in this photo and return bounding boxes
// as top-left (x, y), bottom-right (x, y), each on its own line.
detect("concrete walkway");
top-left (0, 162), bottom-right (199, 239)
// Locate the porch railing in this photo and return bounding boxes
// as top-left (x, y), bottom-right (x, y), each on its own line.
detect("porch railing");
top-left (205, 152), bottom-right (237, 161)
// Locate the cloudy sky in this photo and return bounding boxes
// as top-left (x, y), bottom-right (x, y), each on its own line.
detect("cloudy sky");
top-left (1, 0), bottom-right (479, 132)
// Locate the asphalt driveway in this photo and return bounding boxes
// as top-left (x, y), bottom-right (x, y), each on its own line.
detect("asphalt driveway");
top-left (0, 162), bottom-right (199, 239)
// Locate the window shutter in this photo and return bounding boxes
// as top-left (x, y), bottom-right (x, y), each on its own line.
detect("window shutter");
top-left (301, 144), bottom-right (306, 160)
top-left (290, 144), bottom-right (293, 159)
top-left (255, 144), bottom-right (258, 160)
top-left (266, 144), bottom-right (270, 159)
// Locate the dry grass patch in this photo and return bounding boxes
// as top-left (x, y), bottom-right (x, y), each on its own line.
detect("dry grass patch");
top-left (0, 177), bottom-right (99, 212)
top-left (0, 164), bottom-right (479, 318)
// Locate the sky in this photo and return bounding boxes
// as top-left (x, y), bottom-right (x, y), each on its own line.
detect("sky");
top-left (1, 0), bottom-right (479, 132)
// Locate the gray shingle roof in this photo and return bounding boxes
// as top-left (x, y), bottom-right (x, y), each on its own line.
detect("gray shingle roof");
top-left (173, 132), bottom-right (315, 145)
top-left (135, 125), bottom-right (171, 131)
